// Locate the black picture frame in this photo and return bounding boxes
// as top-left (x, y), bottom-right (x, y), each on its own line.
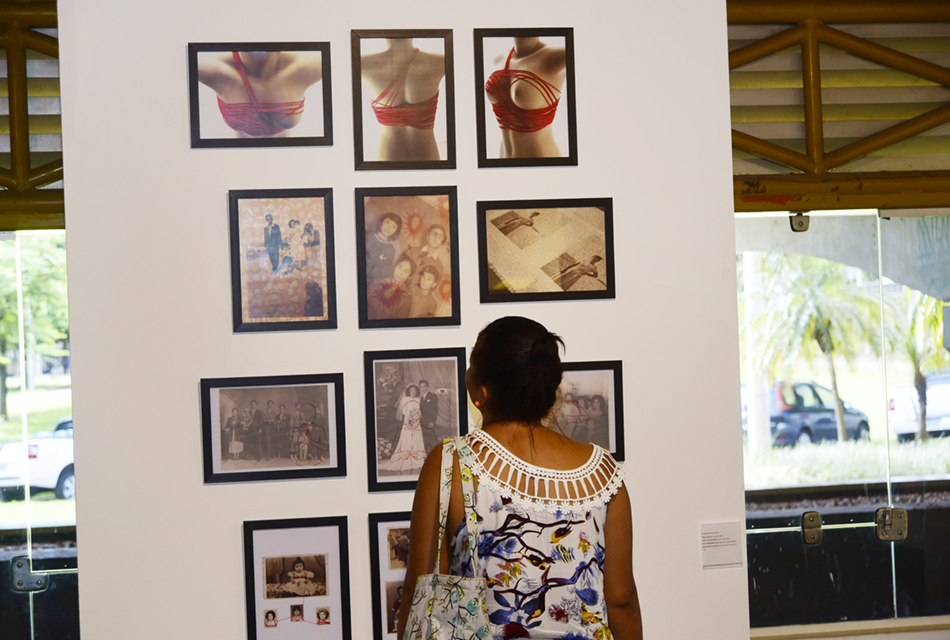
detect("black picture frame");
top-left (552, 360), bottom-right (625, 461)
top-left (473, 28), bottom-right (577, 168)
top-left (201, 373), bottom-right (346, 483)
top-left (364, 347), bottom-right (467, 492)
top-left (229, 187), bottom-right (337, 332)
top-left (243, 516), bottom-right (351, 640)
top-left (351, 29), bottom-right (456, 170)
top-left (188, 42), bottom-right (333, 148)
top-left (368, 511), bottom-right (412, 640)
top-left (356, 186), bottom-right (460, 329)
top-left (476, 197), bottom-right (615, 303)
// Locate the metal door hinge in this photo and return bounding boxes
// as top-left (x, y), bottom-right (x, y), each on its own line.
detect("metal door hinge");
top-left (10, 556), bottom-right (48, 593)
top-left (802, 511), bottom-right (821, 545)
top-left (876, 507), bottom-right (908, 542)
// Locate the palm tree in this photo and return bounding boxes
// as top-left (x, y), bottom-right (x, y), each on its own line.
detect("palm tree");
top-left (742, 253), bottom-right (886, 442)
top-left (897, 289), bottom-right (950, 441)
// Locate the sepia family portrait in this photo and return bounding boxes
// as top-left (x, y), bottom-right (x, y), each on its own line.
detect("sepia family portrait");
top-left (357, 187), bottom-right (459, 328)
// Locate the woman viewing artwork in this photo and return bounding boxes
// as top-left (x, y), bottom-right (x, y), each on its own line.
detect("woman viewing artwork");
top-left (189, 43), bottom-right (332, 148)
top-left (396, 317), bottom-right (642, 640)
top-left (352, 30), bottom-right (456, 169)
top-left (475, 29), bottom-right (577, 167)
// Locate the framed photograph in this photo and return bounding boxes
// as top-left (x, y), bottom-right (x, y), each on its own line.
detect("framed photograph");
top-left (229, 188), bottom-right (337, 332)
top-left (188, 42), bottom-right (332, 148)
top-left (364, 347), bottom-right (467, 492)
top-left (356, 186), bottom-right (460, 329)
top-left (351, 30), bottom-right (456, 170)
top-left (476, 197), bottom-right (615, 303)
top-left (368, 511), bottom-right (412, 640)
top-left (474, 28), bottom-right (576, 168)
top-left (244, 516), bottom-right (351, 639)
top-left (201, 373), bottom-right (346, 483)
top-left (549, 361), bottom-right (625, 461)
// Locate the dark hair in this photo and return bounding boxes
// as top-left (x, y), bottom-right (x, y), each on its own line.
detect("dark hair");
top-left (265, 611), bottom-right (276, 620)
top-left (392, 254), bottom-right (416, 279)
top-left (418, 264), bottom-right (440, 282)
top-left (406, 385), bottom-right (420, 397)
top-left (377, 212), bottom-right (403, 238)
top-left (425, 224), bottom-right (447, 245)
top-left (591, 394), bottom-right (606, 408)
top-left (469, 316), bottom-right (564, 423)
top-left (419, 379), bottom-right (429, 386)
top-left (292, 557), bottom-right (304, 567)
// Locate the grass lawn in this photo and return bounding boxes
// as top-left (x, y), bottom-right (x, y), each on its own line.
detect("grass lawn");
top-left (744, 437), bottom-right (950, 488)
top-left (0, 493), bottom-right (76, 529)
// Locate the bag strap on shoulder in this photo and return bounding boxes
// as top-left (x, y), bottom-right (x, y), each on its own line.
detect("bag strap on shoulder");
top-left (433, 436), bottom-right (481, 573)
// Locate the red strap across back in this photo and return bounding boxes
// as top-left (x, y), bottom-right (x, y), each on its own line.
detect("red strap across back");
top-left (370, 48), bottom-right (439, 130)
top-left (485, 48), bottom-right (561, 133)
top-left (217, 52), bottom-right (305, 137)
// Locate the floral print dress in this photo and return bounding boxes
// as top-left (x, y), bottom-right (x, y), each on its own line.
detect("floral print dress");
top-left (449, 430), bottom-right (625, 640)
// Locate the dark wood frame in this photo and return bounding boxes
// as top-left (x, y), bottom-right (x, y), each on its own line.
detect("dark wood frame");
top-left (350, 29), bottom-right (456, 170)
top-left (473, 28), bottom-right (577, 168)
top-left (229, 187), bottom-right (337, 332)
top-left (368, 511), bottom-right (412, 640)
top-left (188, 42), bottom-right (333, 148)
top-left (355, 185), bottom-right (460, 329)
top-left (243, 516), bottom-right (351, 640)
top-left (200, 373), bottom-right (346, 483)
top-left (364, 347), bottom-right (467, 492)
top-left (559, 360), bottom-right (625, 461)
top-left (476, 197), bottom-right (615, 303)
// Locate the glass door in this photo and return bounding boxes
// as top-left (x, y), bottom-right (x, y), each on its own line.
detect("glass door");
top-left (736, 211), bottom-right (896, 625)
top-left (879, 212), bottom-right (950, 619)
top-left (0, 230), bottom-right (79, 639)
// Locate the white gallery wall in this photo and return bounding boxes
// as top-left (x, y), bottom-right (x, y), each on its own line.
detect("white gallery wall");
top-left (57, 1), bottom-right (748, 638)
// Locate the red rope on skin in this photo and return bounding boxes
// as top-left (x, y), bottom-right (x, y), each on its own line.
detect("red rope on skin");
top-left (370, 48), bottom-right (439, 130)
top-left (217, 52), bottom-right (305, 137)
top-left (485, 48), bottom-right (561, 133)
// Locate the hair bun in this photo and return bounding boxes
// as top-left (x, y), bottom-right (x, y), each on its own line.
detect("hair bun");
top-left (528, 334), bottom-right (559, 365)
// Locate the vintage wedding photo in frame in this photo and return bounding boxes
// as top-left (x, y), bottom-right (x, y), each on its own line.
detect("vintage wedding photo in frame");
top-left (351, 29), bottom-right (456, 170)
top-left (356, 186), bottom-right (460, 329)
top-left (368, 511), bottom-right (412, 640)
top-left (473, 28), bottom-right (577, 168)
top-left (364, 347), bottom-right (467, 492)
top-left (243, 516), bottom-right (351, 640)
top-left (201, 373), bottom-right (346, 484)
top-left (549, 360), bottom-right (625, 461)
top-left (229, 188), bottom-right (337, 332)
top-left (476, 197), bottom-right (615, 303)
top-left (188, 42), bottom-right (332, 148)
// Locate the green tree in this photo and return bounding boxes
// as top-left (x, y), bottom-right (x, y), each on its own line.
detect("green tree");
top-left (898, 289), bottom-right (950, 441)
top-left (0, 234), bottom-right (70, 419)
top-left (742, 253), bottom-right (887, 442)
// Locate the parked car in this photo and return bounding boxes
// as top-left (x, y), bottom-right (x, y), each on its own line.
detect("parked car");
top-left (742, 382), bottom-right (870, 446)
top-left (0, 417), bottom-right (75, 501)
top-left (889, 372), bottom-right (950, 442)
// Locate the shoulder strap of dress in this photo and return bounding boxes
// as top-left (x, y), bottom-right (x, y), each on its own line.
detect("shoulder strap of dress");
top-left (455, 435), bottom-right (481, 568)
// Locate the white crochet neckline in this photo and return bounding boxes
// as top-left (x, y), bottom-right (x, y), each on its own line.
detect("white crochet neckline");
top-left (463, 429), bottom-right (624, 515)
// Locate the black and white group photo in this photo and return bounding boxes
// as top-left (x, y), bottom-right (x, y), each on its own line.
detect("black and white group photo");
top-left (202, 374), bottom-right (346, 483)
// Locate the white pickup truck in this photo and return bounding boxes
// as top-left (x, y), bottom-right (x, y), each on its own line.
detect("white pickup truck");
top-left (0, 417), bottom-right (75, 501)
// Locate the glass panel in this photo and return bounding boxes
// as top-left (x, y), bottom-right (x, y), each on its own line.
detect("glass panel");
top-left (737, 211), bottom-right (895, 626)
top-left (747, 527), bottom-right (895, 627)
top-left (0, 231), bottom-right (77, 640)
top-left (879, 214), bottom-right (950, 619)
